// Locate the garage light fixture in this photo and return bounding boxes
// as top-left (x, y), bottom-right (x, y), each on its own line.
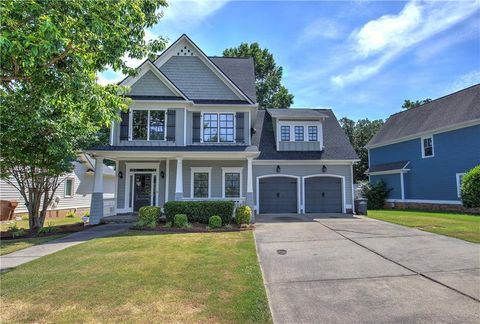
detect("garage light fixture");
top-left (322, 165), bottom-right (327, 173)
top-left (276, 165), bottom-right (281, 173)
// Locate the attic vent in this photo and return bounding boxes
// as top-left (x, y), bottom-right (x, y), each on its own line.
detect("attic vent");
top-left (176, 45), bottom-right (194, 56)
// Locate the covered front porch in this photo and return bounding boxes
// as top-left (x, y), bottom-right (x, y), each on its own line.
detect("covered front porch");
top-left (86, 150), bottom-right (258, 224)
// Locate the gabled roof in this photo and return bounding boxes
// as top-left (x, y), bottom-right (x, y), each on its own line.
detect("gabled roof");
top-left (252, 109), bottom-right (358, 160)
top-left (153, 34), bottom-right (255, 104)
top-left (367, 84), bottom-right (480, 148)
top-left (209, 57), bottom-right (256, 103)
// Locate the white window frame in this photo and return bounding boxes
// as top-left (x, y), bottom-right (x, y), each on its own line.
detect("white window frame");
top-left (64, 177), bottom-right (75, 198)
top-left (129, 108), bottom-right (168, 141)
top-left (280, 125), bottom-right (290, 141)
top-left (308, 125), bottom-right (318, 141)
top-left (294, 126), bottom-right (305, 142)
top-left (200, 112), bottom-right (236, 143)
top-left (456, 173), bottom-right (466, 198)
top-left (222, 167), bottom-right (243, 198)
top-left (190, 167), bottom-right (212, 198)
top-left (421, 135), bottom-right (434, 158)
top-left (276, 121), bottom-right (323, 145)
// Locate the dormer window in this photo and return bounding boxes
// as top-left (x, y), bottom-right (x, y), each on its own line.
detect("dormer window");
top-left (281, 126), bottom-right (290, 141)
top-left (295, 126), bottom-right (304, 141)
top-left (308, 126), bottom-right (318, 141)
top-left (422, 135), bottom-right (434, 158)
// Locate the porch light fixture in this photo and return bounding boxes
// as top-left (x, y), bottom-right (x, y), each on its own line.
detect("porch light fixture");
top-left (118, 171), bottom-right (123, 179)
top-left (160, 171), bottom-right (165, 178)
top-left (276, 165), bottom-right (281, 173)
top-left (322, 165), bottom-right (327, 173)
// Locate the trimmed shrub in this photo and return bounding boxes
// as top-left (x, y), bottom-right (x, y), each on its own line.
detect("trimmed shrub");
top-left (174, 214), bottom-right (188, 228)
top-left (361, 180), bottom-right (391, 210)
top-left (235, 206), bottom-right (251, 225)
top-left (136, 206), bottom-right (161, 228)
top-left (164, 201), bottom-right (234, 224)
top-left (208, 215), bottom-right (222, 228)
top-left (461, 165), bottom-right (480, 208)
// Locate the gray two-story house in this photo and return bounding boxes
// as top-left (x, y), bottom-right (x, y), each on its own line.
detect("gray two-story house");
top-left (87, 34), bottom-right (358, 224)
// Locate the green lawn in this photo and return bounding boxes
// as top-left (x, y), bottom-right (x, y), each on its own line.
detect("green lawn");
top-left (0, 234), bottom-right (68, 256)
top-left (1, 215), bottom-right (83, 232)
top-left (368, 210), bottom-right (480, 243)
top-left (0, 231), bottom-right (272, 323)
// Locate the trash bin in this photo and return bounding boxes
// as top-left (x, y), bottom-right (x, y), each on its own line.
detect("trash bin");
top-left (355, 198), bottom-right (367, 215)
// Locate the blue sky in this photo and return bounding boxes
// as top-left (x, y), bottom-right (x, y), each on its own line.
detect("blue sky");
top-left (99, 0), bottom-right (480, 120)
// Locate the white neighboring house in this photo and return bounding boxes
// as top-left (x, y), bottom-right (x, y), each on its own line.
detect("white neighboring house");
top-left (0, 154), bottom-right (116, 217)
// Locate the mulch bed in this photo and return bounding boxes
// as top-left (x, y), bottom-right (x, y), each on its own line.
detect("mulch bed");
top-left (0, 222), bottom-right (91, 240)
top-left (131, 221), bottom-right (254, 233)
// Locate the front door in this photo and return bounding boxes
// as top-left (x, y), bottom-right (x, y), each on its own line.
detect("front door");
top-left (134, 174), bottom-right (152, 211)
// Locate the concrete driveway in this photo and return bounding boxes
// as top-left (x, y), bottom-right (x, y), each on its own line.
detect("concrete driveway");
top-left (254, 214), bottom-right (480, 323)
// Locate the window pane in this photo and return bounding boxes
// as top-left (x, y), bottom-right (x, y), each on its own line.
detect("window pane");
top-left (65, 179), bottom-right (73, 196)
top-left (150, 111), bottom-right (165, 140)
top-left (281, 126), bottom-right (290, 141)
top-left (219, 113), bottom-right (234, 142)
top-left (225, 172), bottom-right (240, 198)
top-left (194, 172), bottom-right (209, 198)
top-left (423, 137), bottom-right (433, 156)
top-left (133, 110), bottom-right (148, 140)
top-left (295, 126), bottom-right (304, 141)
top-left (308, 126), bottom-right (318, 141)
top-left (203, 113), bottom-right (218, 142)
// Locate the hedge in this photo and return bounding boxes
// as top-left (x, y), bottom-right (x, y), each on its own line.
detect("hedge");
top-left (164, 201), bottom-right (234, 224)
top-left (461, 165), bottom-right (480, 208)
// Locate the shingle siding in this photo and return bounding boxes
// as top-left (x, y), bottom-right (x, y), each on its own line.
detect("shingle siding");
top-left (369, 124), bottom-right (480, 201)
top-left (129, 71), bottom-right (176, 97)
top-left (159, 56), bottom-right (241, 100)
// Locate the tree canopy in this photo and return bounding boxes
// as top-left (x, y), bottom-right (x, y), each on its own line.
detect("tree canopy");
top-left (340, 117), bottom-right (384, 182)
top-left (223, 43), bottom-right (293, 108)
top-left (401, 98), bottom-right (432, 109)
top-left (0, 0), bottom-right (168, 230)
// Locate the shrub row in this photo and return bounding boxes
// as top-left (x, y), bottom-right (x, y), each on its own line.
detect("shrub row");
top-left (164, 201), bottom-right (235, 224)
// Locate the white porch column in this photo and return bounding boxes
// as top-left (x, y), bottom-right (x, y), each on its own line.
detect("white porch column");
top-left (175, 158), bottom-right (183, 201)
top-left (246, 157), bottom-right (255, 222)
top-left (90, 157), bottom-right (104, 224)
top-left (165, 159), bottom-right (170, 203)
top-left (400, 172), bottom-right (405, 200)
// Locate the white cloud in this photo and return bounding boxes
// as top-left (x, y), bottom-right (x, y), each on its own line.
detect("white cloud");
top-left (332, 0), bottom-right (479, 87)
top-left (160, 0), bottom-right (230, 30)
top-left (448, 70), bottom-right (480, 92)
top-left (298, 19), bottom-right (343, 44)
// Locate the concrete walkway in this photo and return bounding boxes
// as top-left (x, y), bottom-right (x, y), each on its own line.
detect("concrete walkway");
top-left (1, 223), bottom-right (130, 271)
top-left (255, 214), bottom-right (480, 324)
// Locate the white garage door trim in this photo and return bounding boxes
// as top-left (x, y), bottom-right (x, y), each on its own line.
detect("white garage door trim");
top-left (256, 174), bottom-right (301, 214)
top-left (302, 174), bottom-right (346, 213)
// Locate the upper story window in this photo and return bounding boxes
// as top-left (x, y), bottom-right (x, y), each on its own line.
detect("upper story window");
top-left (203, 113), bottom-right (234, 143)
top-left (280, 126), bottom-right (290, 141)
top-left (308, 126), bottom-right (318, 141)
top-left (421, 135), bottom-right (434, 158)
top-left (132, 110), bottom-right (165, 141)
top-left (295, 126), bottom-right (304, 141)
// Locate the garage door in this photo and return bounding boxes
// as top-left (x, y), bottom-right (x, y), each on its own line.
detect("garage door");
top-left (305, 177), bottom-right (342, 213)
top-left (259, 177), bottom-right (297, 213)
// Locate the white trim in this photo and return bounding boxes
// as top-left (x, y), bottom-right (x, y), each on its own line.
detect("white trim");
top-left (190, 167), bottom-right (212, 198)
top-left (276, 120), bottom-right (323, 147)
top-left (88, 150), bottom-right (260, 160)
top-left (252, 159), bottom-right (360, 165)
top-left (456, 173), bottom-right (466, 198)
top-left (400, 173), bottom-right (405, 200)
top-left (386, 199), bottom-right (462, 205)
top-left (153, 35), bottom-right (254, 104)
top-left (114, 160), bottom-right (119, 215)
top-left (421, 135), bottom-right (434, 158)
top-left (350, 163), bottom-right (355, 214)
top-left (256, 174), bottom-right (301, 214)
top-left (130, 108), bottom-right (167, 141)
top-left (366, 119), bottom-right (480, 149)
top-left (124, 162), bottom-right (160, 212)
top-left (165, 159), bottom-right (170, 203)
top-left (222, 167), bottom-right (243, 198)
top-left (302, 174), bottom-right (346, 214)
top-left (183, 108), bottom-right (187, 146)
top-left (64, 177), bottom-right (75, 198)
top-left (109, 123), bottom-right (114, 146)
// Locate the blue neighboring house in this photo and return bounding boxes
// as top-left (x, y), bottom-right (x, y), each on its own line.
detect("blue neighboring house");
top-left (366, 84), bottom-right (480, 209)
